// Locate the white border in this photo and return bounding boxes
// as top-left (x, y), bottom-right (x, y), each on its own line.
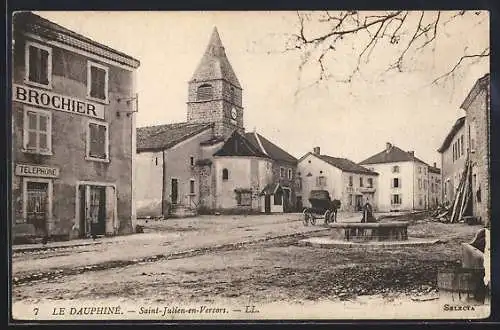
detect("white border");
top-left (24, 40), bottom-right (53, 90)
top-left (87, 61), bottom-right (110, 104)
top-left (22, 106), bottom-right (53, 156)
top-left (85, 119), bottom-right (110, 163)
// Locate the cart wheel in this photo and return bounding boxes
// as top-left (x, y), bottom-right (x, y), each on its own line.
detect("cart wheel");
top-left (302, 210), bottom-right (310, 226)
top-left (324, 210), bottom-right (331, 225)
top-left (310, 216), bottom-right (317, 226)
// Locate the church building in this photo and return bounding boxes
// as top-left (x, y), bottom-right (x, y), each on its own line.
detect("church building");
top-left (135, 27), bottom-right (298, 217)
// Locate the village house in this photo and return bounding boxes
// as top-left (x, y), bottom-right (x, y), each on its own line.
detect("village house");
top-left (298, 147), bottom-right (379, 212)
top-left (438, 73), bottom-right (490, 226)
top-left (428, 162), bottom-right (442, 209)
top-left (135, 27), bottom-right (298, 217)
top-left (359, 143), bottom-right (431, 212)
top-left (11, 12), bottom-right (140, 242)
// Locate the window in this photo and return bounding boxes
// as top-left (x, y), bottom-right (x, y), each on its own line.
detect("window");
top-left (348, 194), bottom-right (353, 206)
top-left (87, 61), bottom-right (109, 102)
top-left (367, 178), bottom-right (373, 188)
top-left (418, 167), bottom-right (422, 174)
top-left (359, 177), bottom-right (364, 187)
top-left (86, 120), bottom-right (109, 161)
top-left (25, 41), bottom-right (52, 88)
top-left (392, 165), bottom-right (400, 173)
top-left (230, 87), bottom-right (235, 103)
top-left (297, 177), bottom-right (302, 190)
top-left (197, 84), bottom-right (213, 101)
top-left (287, 169), bottom-right (292, 180)
top-left (23, 108), bottom-right (52, 155)
top-left (349, 176), bottom-right (353, 187)
top-left (222, 168), bottom-right (229, 180)
top-left (391, 194), bottom-right (401, 205)
top-left (418, 179), bottom-right (422, 189)
top-left (22, 178), bottom-right (52, 226)
top-left (189, 179), bottom-right (195, 195)
top-left (190, 156), bottom-right (195, 166)
top-left (280, 167), bottom-right (286, 178)
top-left (316, 176), bottom-right (326, 187)
top-left (392, 178), bottom-right (400, 188)
top-left (460, 135), bottom-right (464, 156)
top-left (470, 121), bottom-right (477, 152)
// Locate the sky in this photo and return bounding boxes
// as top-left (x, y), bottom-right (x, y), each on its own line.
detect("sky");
top-left (34, 11), bottom-right (489, 166)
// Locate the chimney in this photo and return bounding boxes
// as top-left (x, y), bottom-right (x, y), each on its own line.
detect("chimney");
top-left (313, 147), bottom-right (320, 155)
top-left (433, 162), bottom-right (437, 168)
top-left (408, 150), bottom-right (415, 157)
top-left (386, 142), bottom-right (392, 152)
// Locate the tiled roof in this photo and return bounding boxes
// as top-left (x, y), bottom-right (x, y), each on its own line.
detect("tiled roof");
top-left (213, 130), bottom-right (270, 158)
top-left (360, 144), bottom-right (427, 165)
top-left (14, 12), bottom-right (140, 68)
top-left (317, 155), bottom-right (378, 175)
top-left (244, 132), bottom-right (297, 164)
top-left (137, 122), bottom-right (212, 152)
top-left (437, 117), bottom-right (466, 153)
top-left (190, 27), bottom-right (241, 88)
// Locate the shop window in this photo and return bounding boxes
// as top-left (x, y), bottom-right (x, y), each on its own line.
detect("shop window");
top-left (25, 41), bottom-right (52, 88)
top-left (222, 168), bottom-right (229, 180)
top-left (87, 61), bottom-right (109, 102)
top-left (197, 84), bottom-right (213, 101)
top-left (86, 120), bottom-right (109, 162)
top-left (391, 194), bottom-right (401, 205)
top-left (23, 107), bottom-right (52, 155)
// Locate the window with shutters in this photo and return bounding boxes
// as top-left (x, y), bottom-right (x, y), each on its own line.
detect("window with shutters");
top-left (23, 107), bottom-right (52, 155)
top-left (197, 84), bottom-right (213, 101)
top-left (391, 194), bottom-right (401, 205)
top-left (86, 120), bottom-right (109, 162)
top-left (87, 61), bottom-right (109, 102)
top-left (25, 41), bottom-right (52, 88)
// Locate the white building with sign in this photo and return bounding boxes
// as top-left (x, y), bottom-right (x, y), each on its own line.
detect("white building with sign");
top-left (12, 12), bottom-right (140, 242)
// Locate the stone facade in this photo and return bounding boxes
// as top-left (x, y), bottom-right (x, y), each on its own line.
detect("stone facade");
top-left (462, 74), bottom-right (490, 227)
top-left (12, 12), bottom-right (140, 241)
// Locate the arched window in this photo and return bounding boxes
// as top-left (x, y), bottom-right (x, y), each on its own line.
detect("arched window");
top-left (222, 168), bottom-right (229, 180)
top-left (197, 84), bottom-right (213, 101)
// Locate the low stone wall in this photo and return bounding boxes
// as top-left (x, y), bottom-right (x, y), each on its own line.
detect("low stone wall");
top-left (329, 222), bottom-right (409, 241)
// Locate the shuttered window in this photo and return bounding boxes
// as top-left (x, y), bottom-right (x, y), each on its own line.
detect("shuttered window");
top-left (23, 108), bottom-right (51, 154)
top-left (26, 42), bottom-right (51, 87)
top-left (87, 121), bottom-right (109, 161)
top-left (87, 61), bottom-right (109, 101)
top-left (197, 84), bottom-right (213, 101)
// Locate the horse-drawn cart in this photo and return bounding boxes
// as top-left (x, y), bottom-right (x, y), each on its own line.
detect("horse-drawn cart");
top-left (303, 190), bottom-right (341, 226)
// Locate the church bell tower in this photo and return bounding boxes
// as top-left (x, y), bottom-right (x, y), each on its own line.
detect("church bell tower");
top-left (187, 27), bottom-right (244, 138)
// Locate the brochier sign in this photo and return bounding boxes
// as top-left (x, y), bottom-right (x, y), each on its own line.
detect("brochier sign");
top-left (15, 164), bottom-right (60, 178)
top-left (12, 84), bottom-right (105, 120)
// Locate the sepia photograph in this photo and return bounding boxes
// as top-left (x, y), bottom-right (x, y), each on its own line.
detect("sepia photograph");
top-left (9, 10), bottom-right (491, 321)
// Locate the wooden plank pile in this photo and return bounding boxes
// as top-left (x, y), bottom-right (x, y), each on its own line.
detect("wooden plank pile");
top-left (433, 156), bottom-right (473, 223)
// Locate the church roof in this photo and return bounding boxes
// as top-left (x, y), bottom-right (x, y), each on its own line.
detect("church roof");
top-left (244, 132), bottom-right (297, 164)
top-left (137, 122), bottom-right (212, 152)
top-left (213, 130), bottom-right (270, 158)
top-left (190, 27), bottom-right (242, 88)
top-left (360, 143), bottom-right (427, 165)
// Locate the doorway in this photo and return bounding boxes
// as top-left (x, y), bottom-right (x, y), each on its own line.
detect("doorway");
top-left (264, 195), bottom-right (271, 213)
top-left (79, 185), bottom-right (106, 237)
top-left (296, 196), bottom-right (303, 212)
top-left (171, 178), bottom-right (179, 204)
top-left (26, 181), bottom-right (49, 236)
top-left (355, 195), bottom-right (363, 211)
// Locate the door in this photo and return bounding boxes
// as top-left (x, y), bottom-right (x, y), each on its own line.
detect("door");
top-left (264, 195), bottom-right (271, 213)
top-left (89, 186), bottom-right (106, 236)
top-left (171, 178), bottom-right (178, 204)
top-left (79, 185), bottom-right (86, 237)
top-left (355, 195), bottom-right (363, 211)
top-left (26, 181), bottom-right (49, 236)
top-left (296, 196), bottom-right (303, 212)
top-left (283, 189), bottom-right (290, 213)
